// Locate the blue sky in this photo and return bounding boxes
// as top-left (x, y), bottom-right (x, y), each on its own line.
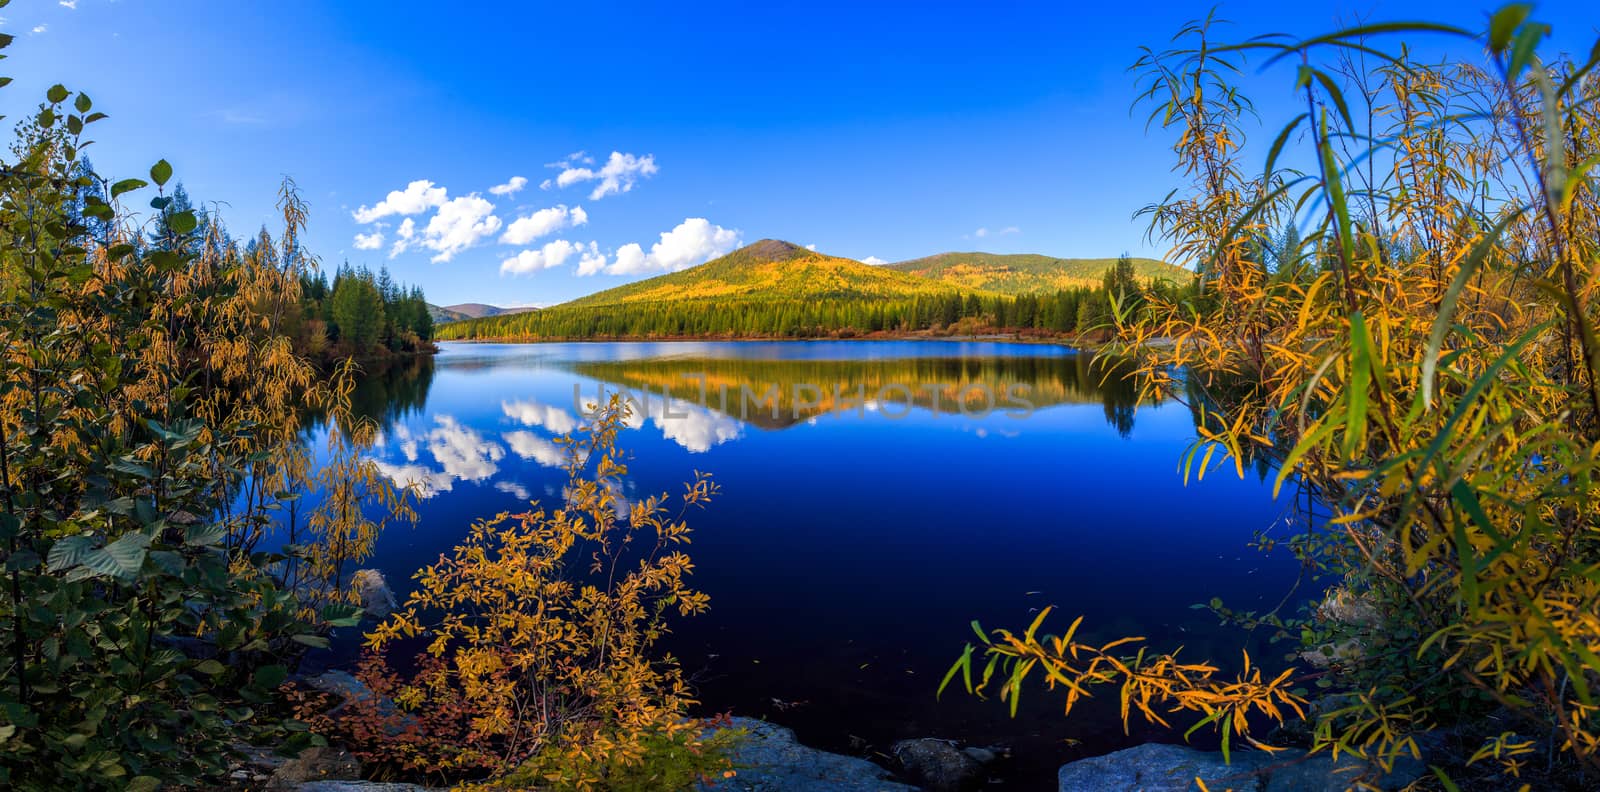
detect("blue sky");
top-left (2, 1), bottom-right (1594, 306)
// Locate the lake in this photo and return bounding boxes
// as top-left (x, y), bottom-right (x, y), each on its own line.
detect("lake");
top-left (333, 340), bottom-right (1304, 785)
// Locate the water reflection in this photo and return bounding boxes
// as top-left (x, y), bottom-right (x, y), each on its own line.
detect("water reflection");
top-left (373, 414), bottom-right (506, 498)
top-left (309, 341), bottom-right (1295, 789)
top-left (358, 342), bottom-right (1147, 497)
top-left (557, 347), bottom-right (1147, 436)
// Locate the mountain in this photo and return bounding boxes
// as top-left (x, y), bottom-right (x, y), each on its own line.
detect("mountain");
top-left (887, 253), bottom-right (1187, 295)
top-left (563, 239), bottom-right (956, 308)
top-left (427, 302), bottom-right (538, 323)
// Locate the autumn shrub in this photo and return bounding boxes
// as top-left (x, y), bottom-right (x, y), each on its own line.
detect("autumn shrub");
top-left (950, 4), bottom-right (1600, 787)
top-left (0, 29), bottom-right (415, 791)
top-left (309, 394), bottom-right (728, 789)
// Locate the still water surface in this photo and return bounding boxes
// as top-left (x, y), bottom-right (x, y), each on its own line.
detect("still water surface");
top-left (332, 340), bottom-right (1303, 784)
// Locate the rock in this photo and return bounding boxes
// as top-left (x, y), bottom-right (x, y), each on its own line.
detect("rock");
top-left (1057, 743), bottom-right (1425, 792)
top-left (351, 569), bottom-right (397, 620)
top-left (293, 784), bottom-right (433, 792)
top-left (961, 746), bottom-right (999, 765)
top-left (701, 717), bottom-right (919, 791)
top-left (1058, 743), bottom-right (1274, 792)
top-left (266, 745), bottom-right (363, 790)
top-left (1263, 751), bottom-right (1426, 792)
top-left (892, 738), bottom-right (985, 791)
top-left (304, 670), bottom-right (374, 712)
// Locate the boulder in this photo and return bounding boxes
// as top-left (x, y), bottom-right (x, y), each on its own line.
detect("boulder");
top-left (293, 784), bottom-right (433, 792)
top-left (891, 738), bottom-right (985, 791)
top-left (266, 745), bottom-right (363, 789)
top-left (701, 717), bottom-right (919, 791)
top-left (1057, 743), bottom-right (1425, 792)
top-left (351, 569), bottom-right (397, 620)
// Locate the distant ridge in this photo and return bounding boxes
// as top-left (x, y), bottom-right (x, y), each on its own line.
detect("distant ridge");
top-left (887, 252), bottom-right (1187, 295)
top-left (427, 302), bottom-right (538, 323)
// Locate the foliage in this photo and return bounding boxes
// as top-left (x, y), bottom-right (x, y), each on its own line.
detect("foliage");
top-left (955, 4), bottom-right (1600, 787)
top-left (0, 34), bottom-right (416, 789)
top-left (940, 608), bottom-right (1305, 762)
top-left (311, 395), bottom-right (720, 788)
top-left (306, 263), bottom-right (435, 356)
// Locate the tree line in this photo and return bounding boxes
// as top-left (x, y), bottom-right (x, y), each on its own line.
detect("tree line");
top-left (85, 172), bottom-right (435, 362)
top-left (438, 254), bottom-right (1193, 341)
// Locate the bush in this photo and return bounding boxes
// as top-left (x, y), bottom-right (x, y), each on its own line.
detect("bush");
top-left (950, 4), bottom-right (1600, 786)
top-left (313, 395), bottom-right (723, 789)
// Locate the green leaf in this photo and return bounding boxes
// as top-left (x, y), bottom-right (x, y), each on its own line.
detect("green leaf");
top-left (291, 634), bottom-right (330, 649)
top-left (74, 92), bottom-right (91, 113)
top-left (169, 210), bottom-right (198, 235)
top-left (194, 659), bottom-right (226, 676)
top-left (150, 159), bottom-right (173, 187)
top-left (1343, 312), bottom-right (1373, 460)
top-left (46, 535), bottom-right (95, 572)
top-left (80, 532), bottom-right (151, 582)
top-left (1489, 4), bottom-right (1532, 53)
top-left (1507, 22), bottom-right (1549, 82)
top-left (253, 664), bottom-right (289, 689)
top-left (1422, 211), bottom-right (1522, 408)
top-left (320, 603), bottom-right (363, 628)
top-left (110, 178), bottom-right (147, 199)
top-left (184, 521), bottom-right (226, 547)
top-left (126, 776), bottom-right (161, 792)
top-left (47, 84), bottom-right (68, 104)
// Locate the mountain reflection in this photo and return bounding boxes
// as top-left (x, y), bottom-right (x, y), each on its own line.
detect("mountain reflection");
top-left (560, 351), bottom-right (1147, 435)
top-left (361, 345), bottom-right (1151, 498)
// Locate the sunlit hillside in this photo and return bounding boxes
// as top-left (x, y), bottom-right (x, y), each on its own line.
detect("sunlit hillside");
top-left (564, 239), bottom-right (959, 307)
top-left (886, 252), bottom-right (1187, 294)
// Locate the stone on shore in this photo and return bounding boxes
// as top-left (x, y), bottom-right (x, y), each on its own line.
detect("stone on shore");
top-left (702, 717), bottom-right (919, 791)
top-left (891, 737), bottom-right (987, 791)
top-left (1057, 743), bottom-right (1425, 792)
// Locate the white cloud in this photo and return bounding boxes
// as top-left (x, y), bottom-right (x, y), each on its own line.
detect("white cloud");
top-left (30, 24), bottom-right (46, 34)
top-left (549, 151), bottom-right (658, 200)
top-left (60, 1), bottom-right (77, 8)
top-left (547, 151), bottom-right (595, 169)
top-left (805, 244), bottom-right (818, 251)
top-left (353, 232), bottom-right (384, 251)
top-left (500, 204), bottom-right (587, 245)
top-left (419, 194), bottom-right (501, 262)
top-left (495, 481), bottom-right (532, 500)
top-left (862, 256), bottom-right (888, 266)
top-left (353, 180), bottom-right (448, 224)
top-left (372, 460), bottom-right (455, 499)
top-left (502, 399), bottom-right (579, 434)
top-left (500, 239), bottom-right (597, 275)
top-left (503, 431), bottom-right (566, 468)
top-left (972, 226), bottom-right (1020, 239)
top-left (619, 396), bottom-right (743, 453)
top-left (427, 415), bottom-right (503, 482)
top-left (594, 218), bottom-right (740, 276)
top-left (389, 218), bottom-right (416, 258)
top-left (575, 245), bottom-right (610, 276)
top-left (489, 176), bottom-right (527, 197)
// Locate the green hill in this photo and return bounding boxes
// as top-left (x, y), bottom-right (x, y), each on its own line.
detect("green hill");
top-left (427, 302), bottom-right (538, 324)
top-left (564, 239), bottom-right (958, 308)
top-left (887, 252), bottom-right (1187, 295)
top-left (434, 241), bottom-right (1181, 341)
top-left (437, 240), bottom-right (969, 340)
top-left (427, 303), bottom-right (472, 324)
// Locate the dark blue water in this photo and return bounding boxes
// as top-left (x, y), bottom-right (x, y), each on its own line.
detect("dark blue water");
top-left (338, 340), bottom-right (1305, 784)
